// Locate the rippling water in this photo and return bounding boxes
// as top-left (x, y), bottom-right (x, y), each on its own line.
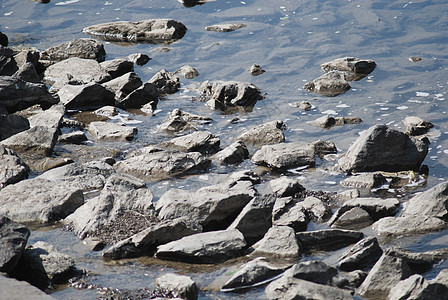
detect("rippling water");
top-left (2, 0), bottom-right (448, 298)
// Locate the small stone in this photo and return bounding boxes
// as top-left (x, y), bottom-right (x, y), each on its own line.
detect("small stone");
top-left (291, 101), bottom-right (312, 111)
top-left (249, 64), bottom-right (265, 76)
top-left (127, 53), bottom-right (151, 66)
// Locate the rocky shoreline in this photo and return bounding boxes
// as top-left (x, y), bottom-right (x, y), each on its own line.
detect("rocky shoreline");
top-left (1, 17), bottom-right (447, 300)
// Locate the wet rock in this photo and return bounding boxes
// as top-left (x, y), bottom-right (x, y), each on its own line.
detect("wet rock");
top-left (102, 217), bottom-right (201, 259)
top-left (156, 229), bottom-right (247, 263)
top-left (199, 80), bottom-right (262, 111)
top-left (155, 273), bottom-right (198, 300)
top-left (402, 116), bottom-right (434, 136)
top-left (173, 65), bottom-right (199, 79)
top-left (0, 177), bottom-right (83, 223)
top-left (330, 207), bottom-right (372, 229)
top-left (337, 236), bottom-right (383, 271)
top-left (312, 140), bottom-right (338, 157)
top-left (40, 38), bottom-right (106, 63)
top-left (291, 101), bottom-right (312, 111)
top-left (302, 196), bottom-right (333, 221)
top-left (265, 276), bottom-right (353, 300)
top-left (58, 82), bottom-right (116, 109)
top-left (249, 64), bottom-right (265, 76)
top-left (401, 181), bottom-right (448, 220)
top-left (38, 160), bottom-right (116, 192)
top-left (127, 53), bottom-right (151, 66)
top-left (386, 247), bottom-right (448, 274)
top-left (94, 105), bottom-right (119, 117)
top-left (252, 142), bottom-right (316, 169)
top-left (88, 121), bottom-right (137, 141)
top-left (0, 217), bottom-right (30, 274)
top-left (249, 226), bottom-right (301, 259)
top-left (27, 104), bottom-right (64, 129)
top-left (269, 177), bottom-right (306, 197)
top-left (338, 124), bottom-right (429, 173)
top-left (102, 71), bottom-right (143, 100)
top-left (296, 229), bottom-right (363, 251)
top-left (82, 19), bottom-right (187, 44)
top-left (228, 194), bottom-right (276, 245)
top-left (272, 197), bottom-right (309, 231)
top-left (388, 274), bottom-right (448, 300)
top-left (334, 189), bottom-right (360, 202)
top-left (114, 149), bottom-right (210, 182)
top-left (13, 62), bottom-right (41, 83)
top-left (340, 172), bottom-right (387, 189)
top-left (320, 57), bottom-right (376, 81)
top-left (307, 115), bottom-right (336, 129)
top-left (304, 70), bottom-right (351, 97)
top-left (0, 274), bottom-right (56, 300)
top-left (100, 59), bottom-right (134, 79)
top-left (161, 131), bottom-right (220, 155)
top-left (0, 114), bottom-right (29, 141)
top-left (31, 157), bottom-right (73, 173)
top-left (287, 260), bottom-right (339, 286)
top-left (221, 257), bottom-right (290, 291)
top-left (158, 108), bottom-right (208, 132)
top-left (0, 146), bottom-right (29, 187)
top-left (0, 32), bottom-right (8, 47)
top-left (0, 76), bottom-right (58, 113)
top-left (212, 140), bottom-right (249, 164)
top-left (205, 23), bottom-right (246, 32)
top-left (0, 46), bottom-right (17, 76)
top-left (147, 69), bottom-right (180, 95)
top-left (0, 125), bottom-right (59, 156)
top-left (237, 120), bottom-right (285, 147)
top-left (116, 81), bottom-right (159, 109)
top-left (372, 215), bottom-right (447, 236)
top-left (335, 116), bottom-right (363, 125)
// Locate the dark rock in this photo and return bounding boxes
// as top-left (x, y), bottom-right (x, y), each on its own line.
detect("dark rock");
top-left (337, 236), bottom-right (383, 271)
top-left (343, 270), bottom-right (368, 289)
top-left (102, 71), bottom-right (143, 100)
top-left (252, 142), bottom-right (316, 169)
top-left (272, 197), bottom-right (309, 231)
top-left (372, 216), bottom-right (447, 236)
top-left (320, 57), bottom-right (376, 81)
top-left (116, 82), bottom-right (159, 109)
top-left (0, 217), bottom-right (30, 274)
top-left (296, 229), bottom-right (363, 251)
top-left (388, 274), bottom-right (448, 300)
top-left (307, 115), bottom-right (336, 129)
top-left (58, 82), bottom-right (116, 109)
top-left (0, 125), bottom-right (59, 156)
top-left (249, 64), bottom-right (265, 76)
top-left (160, 131), bottom-right (220, 155)
top-left (387, 247), bottom-right (448, 274)
top-left (212, 140), bottom-right (249, 164)
top-left (0, 274), bottom-right (56, 300)
top-left (330, 207), bottom-right (372, 229)
top-left (269, 177), bottom-right (306, 197)
top-left (401, 181), bottom-right (448, 220)
top-left (88, 121), bottom-right (137, 141)
top-left (127, 53), bottom-right (151, 66)
top-left (100, 59), bottom-right (134, 79)
top-left (180, 0), bottom-right (206, 7)
top-left (0, 46), bottom-right (18, 75)
top-left (205, 23), bottom-right (246, 32)
top-left (237, 120), bottom-right (285, 146)
top-left (173, 65), bottom-right (199, 79)
top-left (335, 116), bottom-right (363, 125)
top-left (340, 172), bottom-right (387, 189)
top-left (249, 226), bottom-right (301, 259)
top-left (0, 114), bottom-right (29, 141)
top-left (13, 62), bottom-right (41, 83)
top-left (288, 260), bottom-right (338, 286)
top-left (312, 140), bottom-right (338, 157)
top-left (156, 229), bottom-right (247, 263)
top-left (403, 116), bottom-right (434, 136)
top-left (0, 32), bottom-right (8, 47)
top-left (338, 124), bottom-right (429, 173)
top-left (155, 273), bottom-right (198, 300)
top-left (0, 146), bottom-right (30, 187)
top-left (82, 19), bottom-right (187, 44)
top-left (40, 38), bottom-right (106, 63)
top-left (147, 69), bottom-right (180, 95)
top-left (58, 131), bottom-right (87, 144)
top-left (304, 70), bottom-right (351, 97)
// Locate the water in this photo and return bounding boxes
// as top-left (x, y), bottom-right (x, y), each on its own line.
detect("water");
top-left (2, 0), bottom-right (448, 298)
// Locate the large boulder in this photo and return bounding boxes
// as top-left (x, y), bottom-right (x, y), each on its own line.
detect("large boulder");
top-left (82, 19), bottom-right (187, 44)
top-left (0, 146), bottom-right (29, 187)
top-left (338, 124), bottom-right (429, 173)
top-left (40, 38), bottom-right (106, 63)
top-left (0, 217), bottom-right (30, 274)
top-left (252, 142), bottom-right (316, 169)
top-left (388, 274), bottom-right (448, 300)
top-left (401, 181), bottom-right (448, 220)
top-left (303, 70), bottom-right (351, 97)
top-left (237, 120), bottom-right (285, 147)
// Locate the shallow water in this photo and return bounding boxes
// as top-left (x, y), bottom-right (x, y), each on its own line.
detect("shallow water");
top-left (2, 0), bottom-right (448, 298)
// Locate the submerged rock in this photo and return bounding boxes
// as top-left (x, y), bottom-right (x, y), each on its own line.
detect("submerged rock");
top-left (304, 71), bottom-right (351, 97)
top-left (40, 38), bottom-right (106, 63)
top-left (205, 23), bottom-right (246, 32)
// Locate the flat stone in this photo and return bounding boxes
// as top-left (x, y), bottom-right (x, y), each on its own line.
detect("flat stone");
top-left (372, 216), bottom-right (447, 236)
top-left (1, 125), bottom-right (59, 156)
top-left (237, 120), bottom-right (285, 147)
top-left (88, 121), bottom-right (137, 141)
top-left (205, 23), bottom-right (246, 32)
top-left (401, 181), bottom-right (448, 220)
top-left (160, 131), bottom-right (220, 155)
top-left (155, 273), bottom-right (198, 300)
top-left (252, 142), bottom-right (316, 169)
top-left (40, 38), bottom-right (106, 63)
top-left (296, 229), bottom-right (363, 251)
top-left (330, 207), bottom-right (372, 230)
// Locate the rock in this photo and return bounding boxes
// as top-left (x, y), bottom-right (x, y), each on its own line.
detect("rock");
top-left (401, 181), bottom-right (448, 220)
top-left (291, 101), bottom-right (312, 111)
top-left (57, 82), bottom-right (116, 109)
top-left (307, 115), bottom-right (336, 129)
top-left (287, 260), bottom-right (339, 286)
top-left (237, 120), bottom-right (286, 146)
top-left (402, 116), bottom-right (434, 136)
top-left (102, 217), bottom-right (201, 259)
top-left (88, 121), bottom-right (137, 141)
top-left (269, 177), bottom-right (306, 197)
top-left (0, 32), bottom-right (8, 47)
top-left (337, 236), bottom-right (383, 271)
top-left (357, 250), bottom-right (412, 298)
top-left (296, 229), bottom-right (363, 251)
top-left (228, 194), bottom-right (276, 245)
top-left (388, 274), bottom-right (448, 300)
top-left (249, 64), bottom-right (265, 76)
top-left (386, 248), bottom-right (448, 274)
top-left (303, 70), bottom-right (351, 97)
top-left (265, 276), bottom-right (353, 300)
top-left (330, 207), bottom-right (372, 229)
top-left (38, 160), bottom-right (116, 192)
top-left (31, 157), bottom-right (74, 173)
top-left (340, 172), bottom-right (387, 189)
top-left (434, 269), bottom-right (448, 286)
top-left (320, 57), bottom-right (376, 81)
top-left (212, 140), bottom-right (249, 164)
top-left (116, 81), bottom-right (159, 109)
top-left (335, 116), bottom-right (363, 125)
top-left (180, 0), bottom-right (206, 7)
top-left (251, 142), bottom-right (316, 169)
top-left (127, 53), bottom-right (151, 66)
top-left (94, 105), bottom-right (120, 117)
top-left (334, 189), bottom-right (360, 202)
top-left (300, 196), bottom-right (332, 221)
top-left (338, 124), bottom-right (429, 173)
top-left (82, 19), bottom-right (187, 44)
top-left (272, 197), bottom-right (309, 231)
top-left (13, 241), bottom-right (78, 291)
top-left (0, 46), bottom-right (17, 76)
top-left (102, 71), bottom-right (143, 100)
top-left (27, 104), bottom-right (64, 129)
top-left (161, 131), bottom-right (220, 155)
top-left (0, 146), bottom-right (30, 187)
top-left (158, 109), bottom-right (198, 133)
top-left (156, 229), bottom-right (247, 263)
top-left (312, 140), bottom-right (338, 157)
top-left (155, 273), bottom-right (198, 300)
top-left (147, 69), bottom-right (180, 95)
top-left (249, 226), bottom-right (301, 259)
top-left (0, 274), bottom-right (56, 300)
top-left (0, 114), bottom-right (29, 141)
top-left (40, 38), bottom-right (106, 63)
top-left (0, 76), bottom-right (57, 113)
top-left (372, 215), bottom-right (447, 236)
top-left (114, 149), bottom-right (210, 182)
top-left (199, 80), bottom-right (262, 111)
top-left (0, 177), bottom-right (84, 223)
top-left (221, 257), bottom-right (290, 291)
top-left (13, 62), bottom-right (41, 83)
top-left (65, 173), bottom-right (153, 239)
top-left (0, 217), bottom-right (30, 274)
top-left (13, 48), bottom-right (39, 70)
top-left (99, 59), bottom-right (134, 79)
top-left (173, 65), bottom-right (199, 79)
top-left (205, 23), bottom-right (246, 32)
top-left (0, 126), bottom-right (59, 156)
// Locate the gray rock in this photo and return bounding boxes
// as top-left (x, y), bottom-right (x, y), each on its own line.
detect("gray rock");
top-left (0, 114), bottom-right (29, 141)
top-left (88, 121), bottom-right (137, 141)
top-left (387, 247), bottom-right (448, 274)
top-left (99, 59), bottom-right (134, 79)
top-left (0, 146), bottom-right (29, 187)
top-left (31, 157), bottom-right (74, 173)
top-left (205, 23), bottom-right (246, 32)
top-left (0, 46), bottom-right (17, 76)
top-left (434, 269), bottom-right (448, 286)
top-left (312, 140), bottom-right (338, 157)
top-left (102, 217), bottom-right (201, 259)
top-left (0, 76), bottom-right (57, 113)
top-left (114, 149), bottom-right (210, 182)
top-left (173, 65), bottom-right (199, 79)
top-left (333, 189), bottom-right (360, 203)
top-left (340, 172), bottom-right (387, 189)
top-left (249, 64), bottom-right (265, 76)
top-left (0, 177), bottom-right (84, 223)
top-left (155, 273), bottom-right (198, 300)
top-left (0, 274), bottom-right (56, 299)
top-left (57, 82), bottom-right (116, 109)
top-left (94, 105), bottom-right (119, 117)
top-left (320, 57), bottom-right (376, 81)
top-left (161, 131), bottom-right (220, 155)
top-left (403, 116), bottom-right (434, 136)
top-left (156, 229), bottom-right (247, 263)
top-left (212, 140), bottom-right (249, 164)
top-left (307, 115), bottom-right (336, 129)
top-left (252, 142), bottom-right (316, 169)
top-left (199, 80), bottom-right (262, 111)
top-left (27, 104), bottom-right (64, 129)
top-left (304, 70), bottom-right (351, 97)
top-left (82, 19), bottom-right (187, 44)
top-left (158, 110), bottom-right (195, 133)
top-left (0, 217), bottom-right (30, 274)
top-left (287, 260), bottom-right (338, 286)
top-left (249, 226), bottom-right (301, 259)
top-left (338, 124), bottom-right (429, 173)
top-left (13, 48), bottom-right (39, 70)
top-left (272, 197), bottom-right (309, 231)
top-left (269, 177), bottom-right (306, 197)
top-left (13, 62), bottom-right (41, 83)
top-left (237, 120), bottom-right (286, 147)
top-left (335, 116), bottom-right (363, 125)
top-left (343, 270), bottom-right (368, 289)
top-left (388, 274), bottom-right (448, 300)
top-left (296, 229), bottom-right (363, 251)
top-left (0, 125), bottom-right (59, 156)
top-left (301, 196), bottom-right (332, 221)
top-left (102, 72), bottom-right (143, 100)
top-left (330, 207), bottom-right (372, 230)
top-left (116, 81), bottom-right (159, 109)
top-left (147, 69), bottom-right (180, 95)
top-left (127, 53), bottom-right (151, 66)
top-left (291, 101), bottom-right (312, 111)
top-left (40, 38), bottom-right (106, 63)
top-left (401, 181), bottom-right (448, 220)
top-left (372, 216), bottom-right (447, 236)
top-left (337, 236), bottom-right (383, 271)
